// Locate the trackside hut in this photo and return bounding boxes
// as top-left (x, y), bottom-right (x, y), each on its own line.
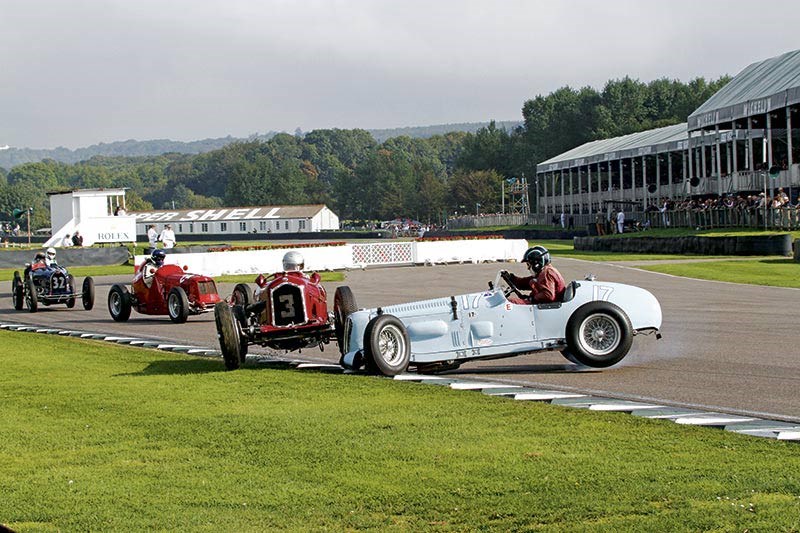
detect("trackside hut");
top-left (132, 204), bottom-right (339, 237)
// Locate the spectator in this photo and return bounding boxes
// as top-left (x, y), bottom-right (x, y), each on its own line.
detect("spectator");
top-left (146, 224), bottom-right (158, 253)
top-left (61, 234), bottom-right (72, 247)
top-left (568, 215), bottom-right (574, 230)
top-left (72, 231), bottom-right (83, 247)
top-left (616, 208), bottom-right (625, 234)
top-left (159, 224), bottom-right (176, 249)
top-left (594, 210), bottom-right (605, 236)
top-left (560, 212), bottom-right (566, 229)
top-left (114, 205), bottom-right (127, 216)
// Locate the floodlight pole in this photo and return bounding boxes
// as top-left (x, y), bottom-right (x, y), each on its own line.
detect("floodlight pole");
top-left (27, 209), bottom-right (31, 246)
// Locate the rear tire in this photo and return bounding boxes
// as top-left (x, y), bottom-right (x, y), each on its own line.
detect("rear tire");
top-left (363, 314), bottom-right (410, 376)
top-left (334, 286), bottom-right (357, 354)
top-left (12, 271), bottom-right (23, 310)
top-left (232, 283), bottom-right (251, 306)
top-left (82, 277), bottom-right (95, 310)
top-left (215, 302), bottom-right (241, 370)
top-left (108, 284), bottom-right (132, 322)
top-left (168, 287), bottom-right (190, 323)
top-left (565, 302), bottom-right (633, 368)
top-left (25, 274), bottom-right (38, 313)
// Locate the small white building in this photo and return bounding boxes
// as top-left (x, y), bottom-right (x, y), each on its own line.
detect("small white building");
top-left (131, 204), bottom-right (339, 237)
top-left (45, 188), bottom-right (136, 247)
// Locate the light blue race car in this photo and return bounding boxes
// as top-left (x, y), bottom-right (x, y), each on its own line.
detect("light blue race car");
top-left (334, 271), bottom-right (662, 376)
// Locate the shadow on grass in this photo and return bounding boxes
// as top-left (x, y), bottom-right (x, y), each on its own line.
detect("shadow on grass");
top-left (116, 358), bottom-right (224, 376)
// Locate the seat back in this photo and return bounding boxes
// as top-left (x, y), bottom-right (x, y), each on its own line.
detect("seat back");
top-left (562, 280), bottom-right (580, 303)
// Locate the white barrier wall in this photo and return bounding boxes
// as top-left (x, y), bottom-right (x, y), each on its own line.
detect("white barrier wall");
top-left (135, 239), bottom-right (528, 277)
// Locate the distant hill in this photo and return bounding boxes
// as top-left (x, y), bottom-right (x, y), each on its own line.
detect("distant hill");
top-left (367, 121), bottom-right (522, 143)
top-left (0, 121), bottom-right (522, 169)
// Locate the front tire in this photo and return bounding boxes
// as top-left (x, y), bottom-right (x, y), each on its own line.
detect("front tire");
top-left (232, 304), bottom-right (249, 362)
top-left (82, 277), bottom-right (95, 310)
top-left (215, 302), bottom-right (241, 370)
top-left (565, 302), bottom-right (633, 368)
top-left (108, 284), bottom-right (132, 322)
top-left (363, 314), bottom-right (410, 376)
top-left (25, 274), bottom-right (38, 313)
top-left (334, 286), bottom-right (357, 354)
top-left (12, 271), bottom-right (23, 310)
top-left (168, 287), bottom-right (190, 323)
top-left (66, 274), bottom-right (76, 308)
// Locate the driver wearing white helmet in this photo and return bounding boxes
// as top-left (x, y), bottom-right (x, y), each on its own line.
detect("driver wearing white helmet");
top-left (44, 247), bottom-right (58, 267)
top-left (248, 251), bottom-right (308, 315)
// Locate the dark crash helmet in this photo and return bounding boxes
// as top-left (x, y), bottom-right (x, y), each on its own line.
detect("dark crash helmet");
top-left (522, 245), bottom-right (551, 274)
top-left (34, 252), bottom-right (46, 263)
top-left (151, 249), bottom-right (166, 267)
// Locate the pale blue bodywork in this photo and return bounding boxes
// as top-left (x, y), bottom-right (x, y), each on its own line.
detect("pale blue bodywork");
top-left (341, 273), bottom-right (662, 369)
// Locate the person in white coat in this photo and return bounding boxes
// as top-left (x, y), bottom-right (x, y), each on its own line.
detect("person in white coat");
top-left (158, 224), bottom-right (176, 249)
top-left (616, 209), bottom-right (625, 234)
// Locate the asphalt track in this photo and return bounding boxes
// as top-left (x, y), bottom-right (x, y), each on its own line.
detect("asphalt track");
top-left (3, 258), bottom-right (799, 423)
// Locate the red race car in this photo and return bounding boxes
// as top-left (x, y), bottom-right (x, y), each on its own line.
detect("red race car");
top-left (214, 251), bottom-right (355, 370)
top-left (108, 261), bottom-right (222, 323)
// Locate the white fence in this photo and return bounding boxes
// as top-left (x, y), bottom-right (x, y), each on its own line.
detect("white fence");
top-left (134, 239), bottom-right (528, 277)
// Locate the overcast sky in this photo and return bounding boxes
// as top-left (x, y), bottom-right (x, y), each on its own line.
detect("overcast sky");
top-left (2, 0), bottom-right (800, 149)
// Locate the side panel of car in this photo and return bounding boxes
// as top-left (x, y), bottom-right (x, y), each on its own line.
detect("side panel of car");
top-left (346, 291), bottom-right (547, 365)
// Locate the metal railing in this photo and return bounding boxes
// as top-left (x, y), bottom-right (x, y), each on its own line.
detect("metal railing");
top-left (644, 207), bottom-right (800, 231)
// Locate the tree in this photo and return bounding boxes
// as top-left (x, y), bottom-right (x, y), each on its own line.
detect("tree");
top-left (447, 170), bottom-right (503, 214)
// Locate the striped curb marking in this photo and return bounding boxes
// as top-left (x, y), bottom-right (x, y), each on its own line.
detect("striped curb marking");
top-left (2, 321), bottom-right (798, 442)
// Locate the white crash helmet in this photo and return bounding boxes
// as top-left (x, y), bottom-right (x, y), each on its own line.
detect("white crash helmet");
top-left (282, 251), bottom-right (304, 271)
top-left (46, 247), bottom-right (57, 261)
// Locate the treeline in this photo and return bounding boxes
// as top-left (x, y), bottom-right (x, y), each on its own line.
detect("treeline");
top-left (0, 75), bottom-right (730, 230)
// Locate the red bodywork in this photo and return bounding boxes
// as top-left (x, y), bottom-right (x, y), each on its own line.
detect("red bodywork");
top-left (131, 263), bottom-right (221, 316)
top-left (249, 271), bottom-right (332, 351)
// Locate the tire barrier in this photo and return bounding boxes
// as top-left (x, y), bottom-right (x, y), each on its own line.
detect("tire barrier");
top-left (0, 246), bottom-right (131, 268)
top-left (574, 234), bottom-right (793, 256)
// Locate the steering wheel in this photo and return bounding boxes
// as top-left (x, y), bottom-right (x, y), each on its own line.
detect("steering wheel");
top-left (499, 270), bottom-right (525, 299)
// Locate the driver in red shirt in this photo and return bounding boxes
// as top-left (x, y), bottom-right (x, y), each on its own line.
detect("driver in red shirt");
top-left (505, 246), bottom-right (566, 304)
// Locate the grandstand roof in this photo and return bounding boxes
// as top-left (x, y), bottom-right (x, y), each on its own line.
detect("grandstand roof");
top-left (536, 123), bottom-right (688, 173)
top-left (688, 48), bottom-right (800, 131)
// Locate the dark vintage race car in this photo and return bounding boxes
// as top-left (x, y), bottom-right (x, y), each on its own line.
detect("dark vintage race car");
top-left (214, 271), bottom-right (349, 370)
top-left (12, 261), bottom-right (95, 313)
top-left (108, 263), bottom-right (222, 323)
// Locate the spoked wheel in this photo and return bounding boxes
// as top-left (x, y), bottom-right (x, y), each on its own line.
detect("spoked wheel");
top-left (25, 274), bottom-right (38, 313)
top-left (363, 314), bottom-right (410, 376)
top-left (565, 302), bottom-right (633, 368)
top-left (333, 286), bottom-right (357, 354)
top-left (168, 287), bottom-right (190, 323)
top-left (108, 284), bottom-right (132, 322)
top-left (215, 302), bottom-right (241, 370)
top-left (12, 271), bottom-right (23, 310)
top-left (82, 277), bottom-right (95, 310)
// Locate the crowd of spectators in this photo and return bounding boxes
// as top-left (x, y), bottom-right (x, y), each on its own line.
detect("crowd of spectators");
top-left (644, 188), bottom-right (800, 229)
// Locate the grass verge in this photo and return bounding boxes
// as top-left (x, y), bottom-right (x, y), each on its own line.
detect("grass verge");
top-left (1, 331), bottom-right (799, 531)
top-left (639, 258), bottom-right (800, 287)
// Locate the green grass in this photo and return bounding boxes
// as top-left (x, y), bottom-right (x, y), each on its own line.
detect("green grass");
top-left (2, 331), bottom-right (800, 531)
top-left (639, 259), bottom-right (800, 287)
top-left (535, 240), bottom-right (731, 262)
